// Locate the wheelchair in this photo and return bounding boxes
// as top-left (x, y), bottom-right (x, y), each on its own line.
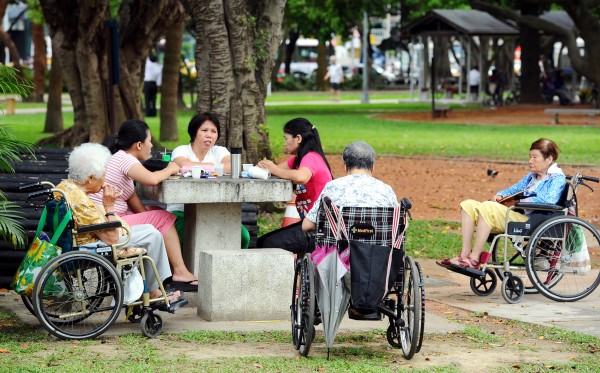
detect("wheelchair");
top-left (18, 181), bottom-right (188, 340)
top-left (438, 173), bottom-right (600, 304)
top-left (291, 196), bottom-right (425, 359)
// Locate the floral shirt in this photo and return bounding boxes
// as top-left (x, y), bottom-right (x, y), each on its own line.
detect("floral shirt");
top-left (56, 179), bottom-right (129, 245)
top-left (305, 174), bottom-right (399, 223)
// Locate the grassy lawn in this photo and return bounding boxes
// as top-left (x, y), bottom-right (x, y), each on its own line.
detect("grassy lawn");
top-left (5, 101), bottom-right (600, 165)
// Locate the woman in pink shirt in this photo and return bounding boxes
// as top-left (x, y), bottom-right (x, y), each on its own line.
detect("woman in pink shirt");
top-left (257, 118), bottom-right (333, 253)
top-left (90, 120), bottom-right (198, 292)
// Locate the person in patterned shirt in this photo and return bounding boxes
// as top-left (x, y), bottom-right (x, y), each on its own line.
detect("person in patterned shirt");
top-left (302, 141), bottom-right (398, 232)
top-left (57, 143), bottom-right (179, 301)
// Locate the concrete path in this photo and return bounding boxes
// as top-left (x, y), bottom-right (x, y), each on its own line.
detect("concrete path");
top-left (3, 258), bottom-right (600, 339)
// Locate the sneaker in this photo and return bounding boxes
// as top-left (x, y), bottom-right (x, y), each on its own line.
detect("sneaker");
top-left (534, 257), bottom-right (550, 270)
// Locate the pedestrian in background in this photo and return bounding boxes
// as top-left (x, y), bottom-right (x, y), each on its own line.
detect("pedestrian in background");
top-left (144, 55), bottom-right (162, 117)
top-left (324, 56), bottom-right (344, 101)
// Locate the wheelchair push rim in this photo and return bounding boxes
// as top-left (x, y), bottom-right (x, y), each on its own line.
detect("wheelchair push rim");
top-left (32, 251), bottom-right (123, 340)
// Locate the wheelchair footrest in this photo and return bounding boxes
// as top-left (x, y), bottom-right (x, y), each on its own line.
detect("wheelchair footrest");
top-left (436, 261), bottom-right (486, 278)
top-left (157, 298), bottom-right (189, 313)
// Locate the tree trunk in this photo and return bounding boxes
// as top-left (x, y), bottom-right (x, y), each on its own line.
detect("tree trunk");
top-left (316, 41), bottom-right (327, 91)
top-left (519, 3), bottom-right (544, 104)
top-left (32, 23), bottom-right (46, 103)
top-left (0, 0), bottom-right (21, 69)
top-left (44, 39), bottom-right (63, 133)
top-left (160, 18), bottom-right (182, 142)
top-left (38, 0), bottom-right (183, 146)
top-left (190, 0), bottom-right (285, 163)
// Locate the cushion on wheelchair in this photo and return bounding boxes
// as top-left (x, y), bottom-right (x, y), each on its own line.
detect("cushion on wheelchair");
top-left (506, 211), bottom-right (563, 236)
top-left (117, 247), bottom-right (147, 258)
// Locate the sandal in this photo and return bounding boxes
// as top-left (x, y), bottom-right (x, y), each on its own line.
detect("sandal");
top-left (441, 255), bottom-right (463, 266)
top-left (456, 257), bottom-right (480, 269)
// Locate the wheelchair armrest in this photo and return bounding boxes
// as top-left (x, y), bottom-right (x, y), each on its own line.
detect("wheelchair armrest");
top-left (513, 202), bottom-right (564, 211)
top-left (306, 230), bottom-right (316, 254)
top-left (77, 221), bottom-right (122, 233)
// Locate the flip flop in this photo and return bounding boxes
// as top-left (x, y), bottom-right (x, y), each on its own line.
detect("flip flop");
top-left (441, 255), bottom-right (463, 266)
top-left (170, 280), bottom-right (198, 292)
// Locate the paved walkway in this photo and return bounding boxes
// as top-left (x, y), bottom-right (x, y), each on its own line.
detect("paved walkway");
top-left (3, 258), bottom-right (600, 339)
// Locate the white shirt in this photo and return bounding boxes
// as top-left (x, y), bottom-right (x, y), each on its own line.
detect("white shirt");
top-left (468, 69), bottom-right (481, 86)
top-left (144, 58), bottom-right (162, 86)
top-left (327, 63), bottom-right (344, 84)
top-left (168, 144), bottom-right (230, 212)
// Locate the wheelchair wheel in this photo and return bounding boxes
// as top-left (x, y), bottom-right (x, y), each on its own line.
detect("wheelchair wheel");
top-left (501, 274), bottom-right (524, 304)
top-left (469, 268), bottom-right (497, 296)
top-left (414, 260), bottom-right (425, 353)
top-left (32, 251), bottom-right (123, 340)
top-left (21, 295), bottom-right (35, 315)
top-left (526, 216), bottom-right (600, 302)
top-left (291, 255), bottom-right (315, 356)
top-left (388, 256), bottom-right (421, 360)
top-left (141, 311), bottom-right (163, 338)
top-left (490, 237), bottom-right (538, 294)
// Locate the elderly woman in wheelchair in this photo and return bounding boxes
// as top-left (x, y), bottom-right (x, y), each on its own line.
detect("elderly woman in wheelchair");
top-left (441, 138), bottom-right (565, 270)
top-left (29, 143), bottom-right (185, 340)
top-left (438, 138), bottom-right (600, 304)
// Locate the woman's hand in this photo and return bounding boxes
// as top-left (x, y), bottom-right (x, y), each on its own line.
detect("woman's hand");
top-left (166, 162), bottom-right (181, 175)
top-left (102, 183), bottom-right (122, 212)
top-left (257, 159), bottom-right (276, 173)
top-left (493, 194), bottom-right (503, 202)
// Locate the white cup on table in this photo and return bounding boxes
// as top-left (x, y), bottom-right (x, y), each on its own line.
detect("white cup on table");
top-left (214, 163), bottom-right (224, 176)
top-left (242, 163), bottom-right (253, 172)
top-left (191, 166), bottom-right (202, 179)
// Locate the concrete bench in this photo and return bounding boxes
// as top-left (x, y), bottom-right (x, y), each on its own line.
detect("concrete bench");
top-left (544, 108), bottom-right (600, 124)
top-left (433, 105), bottom-right (451, 118)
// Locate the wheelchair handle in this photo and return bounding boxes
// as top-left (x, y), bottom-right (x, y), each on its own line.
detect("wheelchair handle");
top-left (19, 181), bottom-right (55, 191)
top-left (566, 174), bottom-right (599, 183)
top-left (27, 189), bottom-right (54, 201)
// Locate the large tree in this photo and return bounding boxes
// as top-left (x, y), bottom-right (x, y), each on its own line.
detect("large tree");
top-left (38, 0), bottom-right (183, 146)
top-left (470, 0), bottom-right (600, 104)
top-left (189, 0), bottom-right (285, 162)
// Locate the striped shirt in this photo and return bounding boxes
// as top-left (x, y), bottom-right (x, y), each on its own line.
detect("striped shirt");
top-left (88, 150), bottom-right (140, 214)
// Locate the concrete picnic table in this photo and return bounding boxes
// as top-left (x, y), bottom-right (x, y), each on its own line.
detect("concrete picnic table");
top-left (141, 176), bottom-right (294, 321)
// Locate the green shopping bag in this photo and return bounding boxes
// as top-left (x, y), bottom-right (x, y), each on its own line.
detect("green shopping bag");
top-left (11, 205), bottom-right (72, 296)
top-left (564, 225), bottom-right (591, 275)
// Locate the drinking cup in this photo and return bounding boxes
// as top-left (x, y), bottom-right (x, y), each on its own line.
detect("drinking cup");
top-left (242, 163), bottom-right (253, 172)
top-left (214, 163), bottom-right (224, 176)
top-left (191, 166), bottom-right (202, 179)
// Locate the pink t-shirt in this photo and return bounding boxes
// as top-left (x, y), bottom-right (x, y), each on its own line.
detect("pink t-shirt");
top-left (287, 152), bottom-right (332, 218)
top-left (88, 150), bottom-right (139, 214)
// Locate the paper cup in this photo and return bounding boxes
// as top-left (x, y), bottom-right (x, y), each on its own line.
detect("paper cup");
top-left (242, 163), bottom-right (253, 172)
top-left (214, 163), bottom-right (224, 176)
top-left (191, 166), bottom-right (202, 179)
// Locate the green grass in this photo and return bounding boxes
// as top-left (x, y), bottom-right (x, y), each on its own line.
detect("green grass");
top-left (5, 100), bottom-right (600, 165)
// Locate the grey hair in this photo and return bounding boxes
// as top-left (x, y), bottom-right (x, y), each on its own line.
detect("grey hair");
top-left (342, 141), bottom-right (376, 171)
top-left (68, 143), bottom-right (112, 182)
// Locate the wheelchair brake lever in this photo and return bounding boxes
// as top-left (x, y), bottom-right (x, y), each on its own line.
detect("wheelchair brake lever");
top-left (580, 181), bottom-right (594, 193)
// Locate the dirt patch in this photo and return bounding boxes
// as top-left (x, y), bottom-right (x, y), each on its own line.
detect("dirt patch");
top-left (326, 156), bottom-right (600, 224)
top-left (378, 104), bottom-right (600, 126)
top-left (324, 105), bottom-right (600, 224)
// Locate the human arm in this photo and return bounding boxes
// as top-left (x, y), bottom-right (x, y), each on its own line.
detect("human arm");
top-left (522, 173), bottom-right (566, 204)
top-left (257, 158), bottom-right (312, 184)
top-left (127, 162), bottom-right (180, 186)
top-left (302, 218), bottom-right (316, 232)
top-left (126, 191), bottom-right (148, 213)
top-left (91, 184), bottom-right (122, 244)
top-left (496, 173), bottom-right (532, 200)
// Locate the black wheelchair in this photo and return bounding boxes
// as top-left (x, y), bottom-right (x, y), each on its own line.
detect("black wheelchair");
top-left (291, 196), bottom-right (425, 359)
top-left (19, 181), bottom-right (188, 340)
top-left (438, 173), bottom-right (600, 304)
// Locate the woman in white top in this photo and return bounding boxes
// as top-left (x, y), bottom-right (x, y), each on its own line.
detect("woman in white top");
top-left (171, 112), bottom-right (250, 249)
